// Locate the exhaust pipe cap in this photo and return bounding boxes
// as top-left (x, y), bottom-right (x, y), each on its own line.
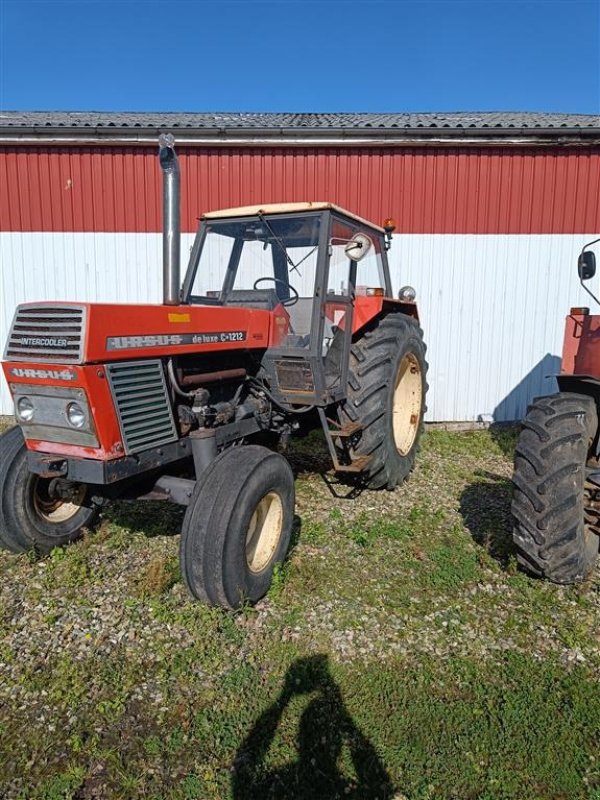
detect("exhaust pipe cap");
top-left (159, 132), bottom-right (175, 149)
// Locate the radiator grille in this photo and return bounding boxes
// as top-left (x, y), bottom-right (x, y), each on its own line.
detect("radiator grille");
top-left (4, 304), bottom-right (85, 362)
top-left (107, 360), bottom-right (178, 454)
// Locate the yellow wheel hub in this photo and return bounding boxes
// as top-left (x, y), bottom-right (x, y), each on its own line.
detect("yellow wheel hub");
top-left (32, 479), bottom-right (87, 524)
top-left (393, 353), bottom-right (423, 455)
top-left (245, 492), bottom-right (284, 573)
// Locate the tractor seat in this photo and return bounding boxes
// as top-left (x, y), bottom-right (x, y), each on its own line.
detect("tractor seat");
top-left (225, 289), bottom-right (279, 310)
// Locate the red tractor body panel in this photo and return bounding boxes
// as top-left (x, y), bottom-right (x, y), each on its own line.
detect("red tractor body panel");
top-left (81, 301), bottom-right (275, 360)
top-left (3, 301), bottom-right (275, 461)
top-left (2, 362), bottom-right (124, 460)
top-left (352, 296), bottom-right (419, 330)
top-left (561, 313), bottom-right (600, 379)
top-left (2, 296), bottom-right (405, 461)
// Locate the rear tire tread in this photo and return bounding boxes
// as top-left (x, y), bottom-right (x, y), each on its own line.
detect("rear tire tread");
top-left (338, 313), bottom-right (428, 490)
top-left (511, 392), bottom-right (599, 583)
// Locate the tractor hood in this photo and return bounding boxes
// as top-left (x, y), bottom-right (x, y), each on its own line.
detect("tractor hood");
top-left (3, 301), bottom-right (274, 365)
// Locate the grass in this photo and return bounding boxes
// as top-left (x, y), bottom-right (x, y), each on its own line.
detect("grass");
top-left (0, 423), bottom-right (598, 799)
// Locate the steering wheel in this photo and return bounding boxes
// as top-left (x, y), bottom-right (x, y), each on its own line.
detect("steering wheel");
top-left (252, 277), bottom-right (299, 307)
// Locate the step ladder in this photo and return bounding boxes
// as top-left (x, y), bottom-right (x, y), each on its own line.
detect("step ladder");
top-left (317, 408), bottom-right (372, 474)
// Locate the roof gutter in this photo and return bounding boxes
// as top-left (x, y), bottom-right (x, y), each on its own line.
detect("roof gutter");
top-left (0, 125), bottom-right (599, 148)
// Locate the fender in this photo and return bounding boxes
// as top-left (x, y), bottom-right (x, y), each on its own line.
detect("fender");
top-left (351, 296), bottom-right (419, 337)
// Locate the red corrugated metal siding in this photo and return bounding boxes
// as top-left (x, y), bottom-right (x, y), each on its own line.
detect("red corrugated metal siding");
top-left (1, 145), bottom-right (599, 234)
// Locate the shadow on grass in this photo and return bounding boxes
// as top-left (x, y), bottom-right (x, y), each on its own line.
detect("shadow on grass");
top-left (488, 422), bottom-right (520, 460)
top-left (99, 432), bottom-right (360, 544)
top-left (285, 432), bottom-right (332, 478)
top-left (286, 432), bottom-right (367, 500)
top-left (102, 500), bottom-right (185, 538)
top-left (288, 514), bottom-right (302, 554)
top-left (232, 654), bottom-right (394, 800)
top-left (102, 500), bottom-right (303, 559)
top-left (459, 471), bottom-right (516, 568)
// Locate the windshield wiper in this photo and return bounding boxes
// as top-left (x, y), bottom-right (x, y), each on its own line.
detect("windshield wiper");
top-left (258, 213), bottom-right (317, 277)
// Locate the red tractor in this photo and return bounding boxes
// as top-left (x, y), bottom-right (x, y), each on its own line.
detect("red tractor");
top-left (512, 238), bottom-right (600, 583)
top-left (0, 135), bottom-right (427, 608)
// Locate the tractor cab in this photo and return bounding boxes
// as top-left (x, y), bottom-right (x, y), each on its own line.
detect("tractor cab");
top-left (182, 203), bottom-right (394, 406)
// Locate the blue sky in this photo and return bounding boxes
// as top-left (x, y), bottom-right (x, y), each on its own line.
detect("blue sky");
top-left (1, 0), bottom-right (598, 113)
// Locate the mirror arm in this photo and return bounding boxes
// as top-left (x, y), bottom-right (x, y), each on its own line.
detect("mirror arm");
top-left (582, 237), bottom-right (600, 252)
top-left (580, 279), bottom-right (600, 308)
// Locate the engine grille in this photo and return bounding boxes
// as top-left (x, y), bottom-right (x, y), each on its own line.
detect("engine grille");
top-left (107, 360), bottom-right (178, 454)
top-left (4, 304), bottom-right (85, 363)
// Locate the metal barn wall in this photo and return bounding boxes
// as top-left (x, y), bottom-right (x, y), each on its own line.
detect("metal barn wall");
top-left (2, 145), bottom-right (599, 234)
top-left (1, 145), bottom-right (599, 420)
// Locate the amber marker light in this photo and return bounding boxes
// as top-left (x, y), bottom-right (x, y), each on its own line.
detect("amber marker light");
top-left (383, 218), bottom-right (396, 250)
top-left (570, 307), bottom-right (590, 315)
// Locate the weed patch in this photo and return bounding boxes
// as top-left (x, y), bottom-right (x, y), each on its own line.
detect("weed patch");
top-left (135, 553), bottom-right (180, 597)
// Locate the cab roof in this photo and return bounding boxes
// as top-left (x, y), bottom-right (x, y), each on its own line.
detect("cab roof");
top-left (201, 202), bottom-right (386, 233)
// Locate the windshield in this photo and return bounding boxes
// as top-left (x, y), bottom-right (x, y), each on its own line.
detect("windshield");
top-left (189, 214), bottom-right (322, 304)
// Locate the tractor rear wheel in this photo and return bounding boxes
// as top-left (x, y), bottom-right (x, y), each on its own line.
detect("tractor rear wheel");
top-left (512, 393), bottom-right (600, 583)
top-left (180, 445), bottom-right (295, 608)
top-left (0, 425), bottom-right (99, 555)
top-left (339, 313), bottom-right (428, 489)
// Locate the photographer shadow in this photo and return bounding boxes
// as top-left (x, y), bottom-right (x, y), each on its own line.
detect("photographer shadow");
top-left (232, 654), bottom-right (394, 800)
top-left (459, 470), bottom-right (515, 568)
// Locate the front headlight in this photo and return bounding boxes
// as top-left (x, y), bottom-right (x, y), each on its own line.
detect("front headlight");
top-left (16, 396), bottom-right (34, 422)
top-left (66, 401), bottom-right (85, 428)
top-left (9, 385), bottom-right (98, 447)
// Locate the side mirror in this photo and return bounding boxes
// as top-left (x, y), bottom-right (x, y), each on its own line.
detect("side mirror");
top-left (578, 251), bottom-right (596, 281)
top-left (344, 233), bottom-right (372, 262)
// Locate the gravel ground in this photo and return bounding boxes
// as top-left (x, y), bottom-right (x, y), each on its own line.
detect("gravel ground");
top-left (0, 421), bottom-right (598, 799)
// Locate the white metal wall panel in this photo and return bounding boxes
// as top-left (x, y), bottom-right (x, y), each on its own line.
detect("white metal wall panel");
top-left (389, 233), bottom-right (597, 422)
top-left (1, 231), bottom-right (598, 420)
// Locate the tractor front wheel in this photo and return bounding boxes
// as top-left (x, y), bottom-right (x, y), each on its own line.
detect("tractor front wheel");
top-left (512, 393), bottom-right (600, 583)
top-left (180, 445), bottom-right (295, 608)
top-left (0, 425), bottom-right (99, 554)
top-left (339, 313), bottom-right (428, 489)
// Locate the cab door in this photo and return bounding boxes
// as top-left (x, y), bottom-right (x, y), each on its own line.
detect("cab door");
top-left (264, 212), bottom-right (363, 407)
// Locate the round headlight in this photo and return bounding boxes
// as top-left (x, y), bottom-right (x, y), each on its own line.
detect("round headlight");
top-left (66, 402), bottom-right (85, 429)
top-left (398, 285), bottom-right (417, 302)
top-left (16, 396), bottom-right (34, 422)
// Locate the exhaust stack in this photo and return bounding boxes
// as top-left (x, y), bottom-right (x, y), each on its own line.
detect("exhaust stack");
top-left (158, 133), bottom-right (181, 305)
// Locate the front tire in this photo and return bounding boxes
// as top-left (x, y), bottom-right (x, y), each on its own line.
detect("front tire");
top-left (0, 425), bottom-right (98, 555)
top-left (180, 445), bottom-right (295, 608)
top-left (511, 393), bottom-right (600, 583)
top-left (339, 313), bottom-right (428, 489)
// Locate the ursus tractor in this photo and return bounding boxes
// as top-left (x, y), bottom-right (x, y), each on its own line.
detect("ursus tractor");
top-left (512, 238), bottom-right (600, 583)
top-left (0, 135), bottom-right (427, 608)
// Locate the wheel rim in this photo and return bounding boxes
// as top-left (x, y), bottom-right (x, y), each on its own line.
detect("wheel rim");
top-left (245, 491), bottom-right (284, 573)
top-left (31, 478), bottom-right (87, 524)
top-left (393, 353), bottom-right (423, 455)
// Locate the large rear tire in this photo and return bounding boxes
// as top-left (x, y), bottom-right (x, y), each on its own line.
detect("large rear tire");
top-left (180, 445), bottom-right (295, 608)
top-left (338, 313), bottom-right (428, 489)
top-left (0, 425), bottom-right (98, 555)
top-left (511, 393), bottom-right (599, 583)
